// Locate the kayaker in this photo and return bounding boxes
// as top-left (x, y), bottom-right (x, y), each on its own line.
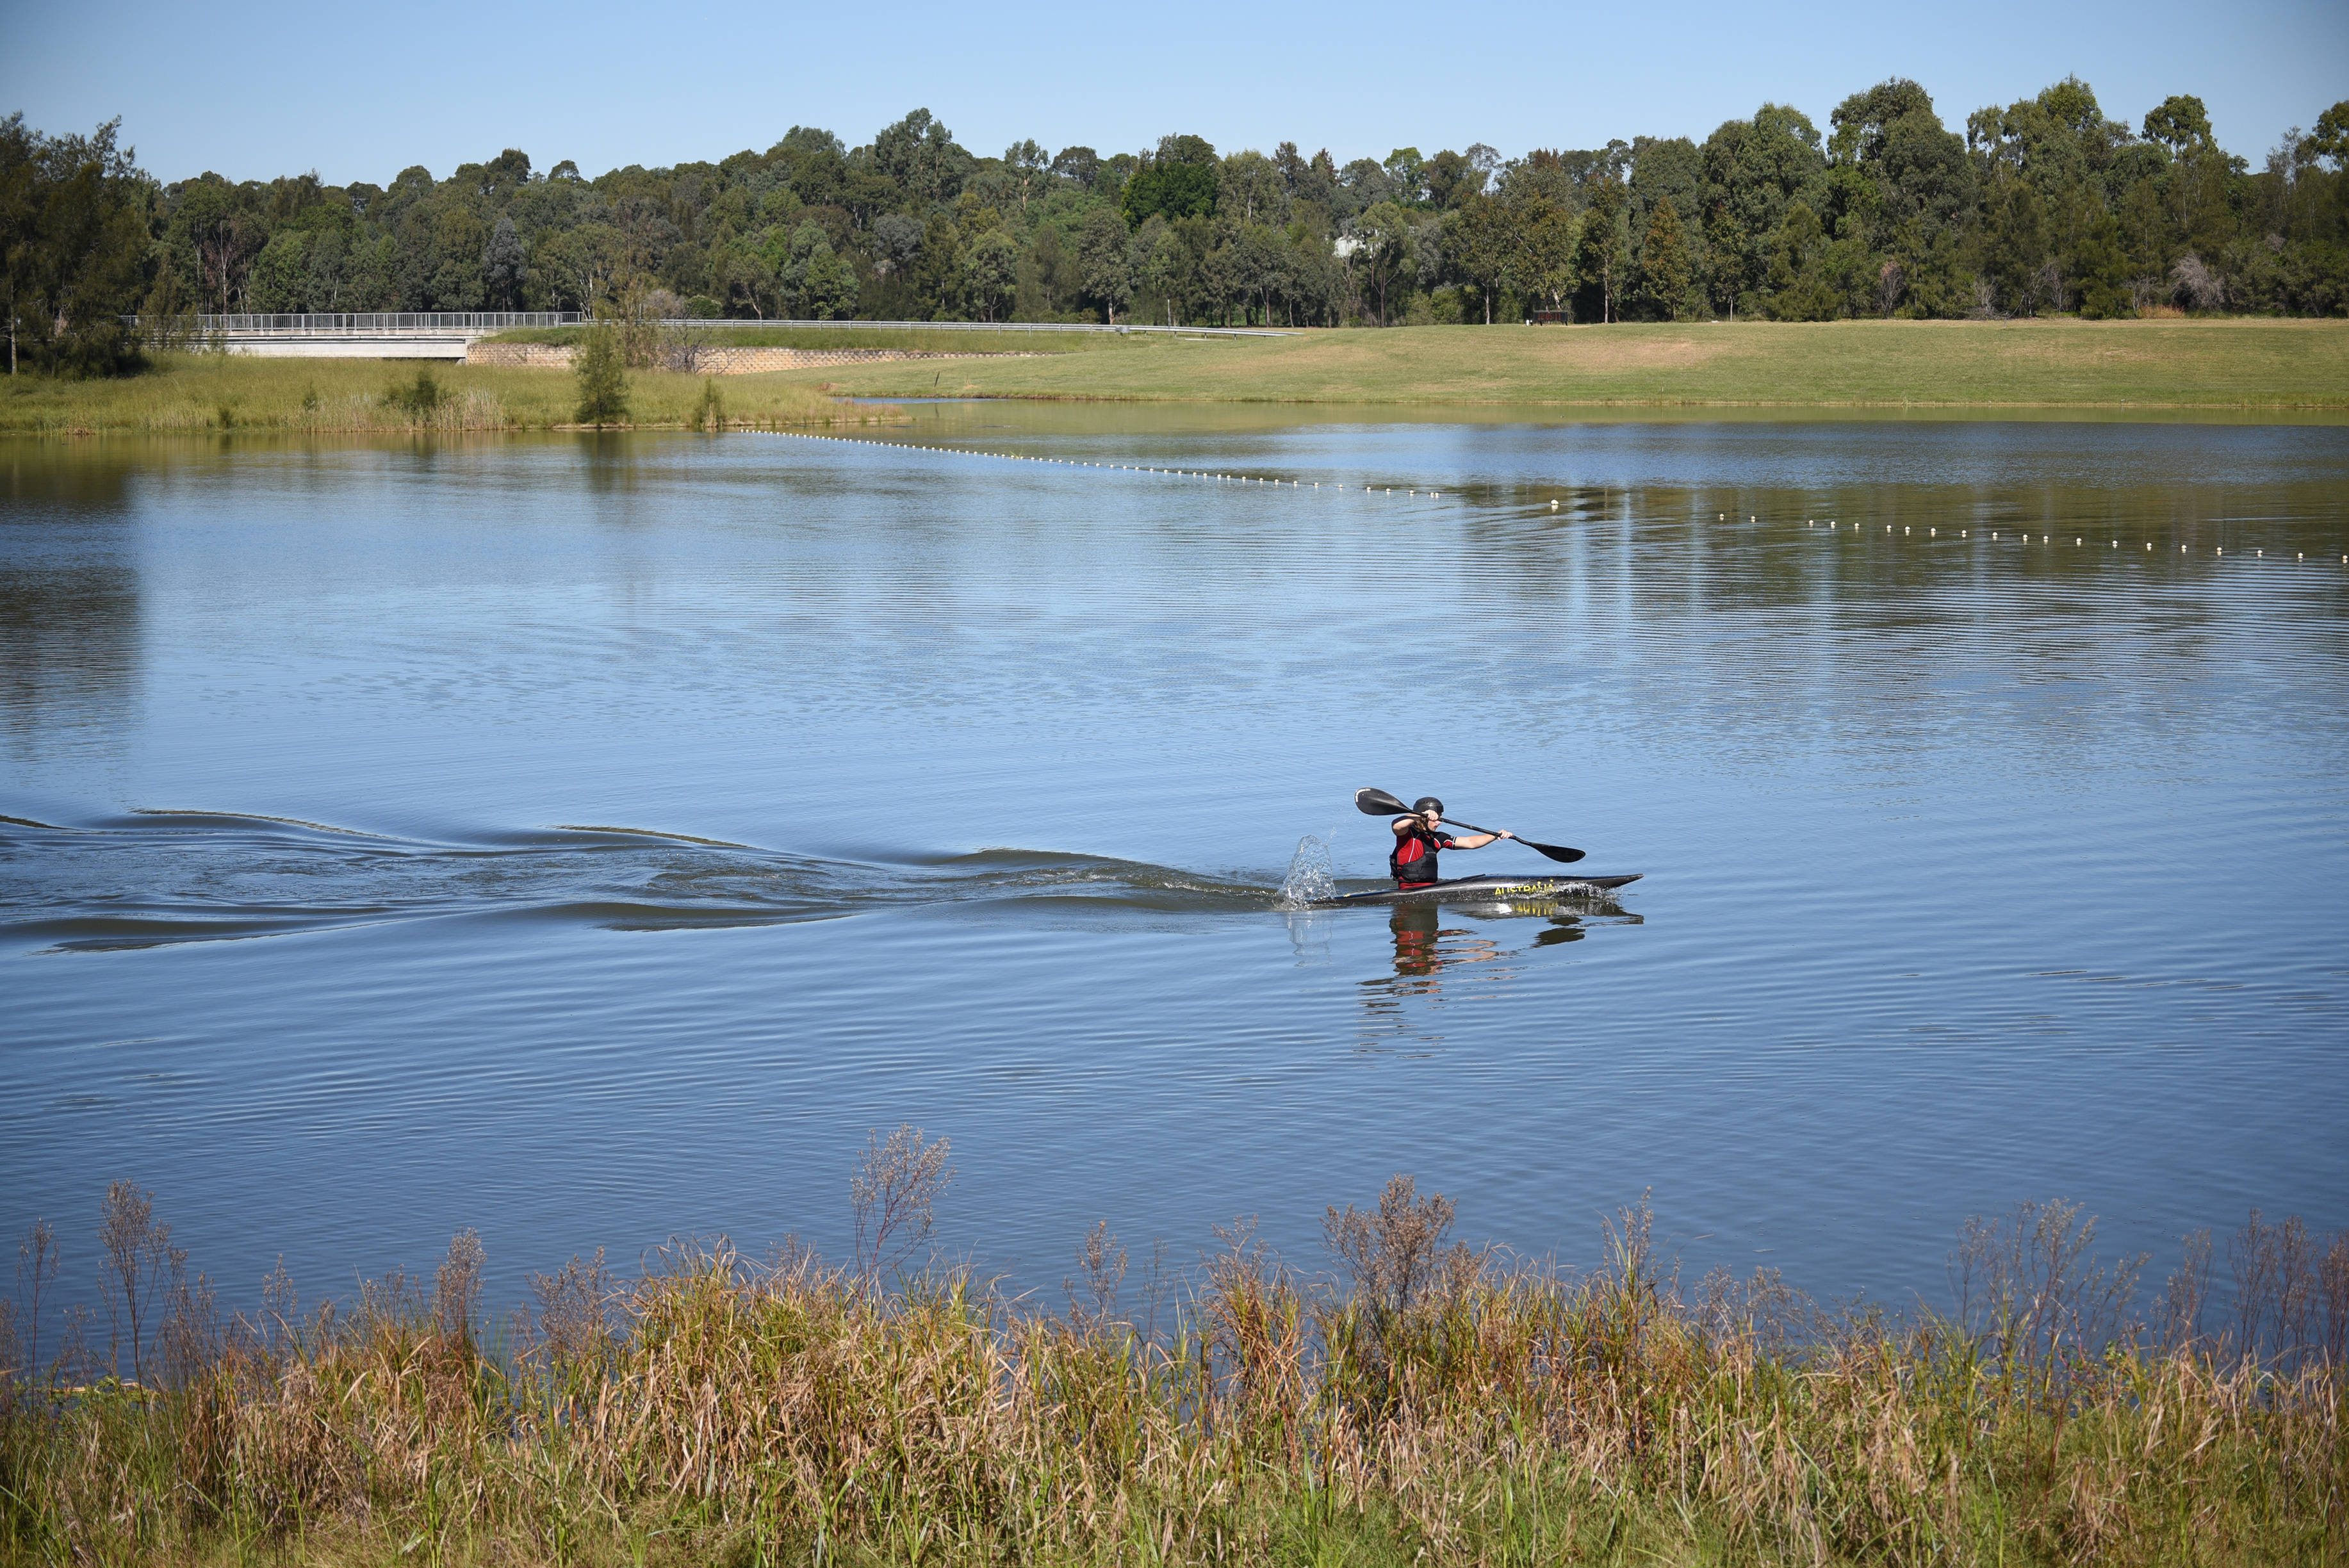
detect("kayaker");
top-left (1389, 797), bottom-right (1512, 888)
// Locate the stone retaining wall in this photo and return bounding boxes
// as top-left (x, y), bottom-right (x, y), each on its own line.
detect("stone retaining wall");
top-left (465, 342), bottom-right (1012, 374)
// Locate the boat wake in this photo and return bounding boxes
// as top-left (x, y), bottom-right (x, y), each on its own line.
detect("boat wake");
top-left (0, 810), bottom-right (1293, 954)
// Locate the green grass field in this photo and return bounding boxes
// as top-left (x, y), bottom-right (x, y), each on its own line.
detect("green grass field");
top-left (0, 354), bottom-right (897, 435)
top-left (5, 320), bottom-right (2343, 437)
top-left (761, 318), bottom-right (2349, 409)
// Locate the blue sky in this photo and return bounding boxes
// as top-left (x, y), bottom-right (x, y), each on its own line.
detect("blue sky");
top-left (6, 0), bottom-right (2343, 186)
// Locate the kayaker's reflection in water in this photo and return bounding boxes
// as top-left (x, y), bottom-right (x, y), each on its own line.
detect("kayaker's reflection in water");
top-left (1368, 904), bottom-right (1590, 1001)
top-left (1387, 904), bottom-right (1445, 977)
top-left (1379, 902), bottom-right (1505, 989)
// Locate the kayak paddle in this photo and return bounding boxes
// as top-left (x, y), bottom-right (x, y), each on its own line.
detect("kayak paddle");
top-left (1353, 787), bottom-right (1587, 864)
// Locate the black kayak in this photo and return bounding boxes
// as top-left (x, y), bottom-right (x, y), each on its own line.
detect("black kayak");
top-left (1310, 872), bottom-right (1642, 908)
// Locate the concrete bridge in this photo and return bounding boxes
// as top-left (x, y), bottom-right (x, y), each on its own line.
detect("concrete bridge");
top-left (129, 314), bottom-right (1293, 359)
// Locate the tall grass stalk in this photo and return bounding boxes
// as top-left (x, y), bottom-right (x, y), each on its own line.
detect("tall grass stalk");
top-left (1, 1198), bottom-right (2342, 1565)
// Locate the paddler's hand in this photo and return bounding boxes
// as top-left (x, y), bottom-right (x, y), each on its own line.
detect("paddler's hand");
top-left (1496, 829), bottom-right (1516, 840)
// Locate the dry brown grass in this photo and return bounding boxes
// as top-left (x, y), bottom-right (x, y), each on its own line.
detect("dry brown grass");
top-left (3, 1171), bottom-right (2343, 1567)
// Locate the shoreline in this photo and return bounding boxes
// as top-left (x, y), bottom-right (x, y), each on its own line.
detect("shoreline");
top-left (6, 320), bottom-right (2347, 436)
top-left (0, 354), bottom-right (908, 437)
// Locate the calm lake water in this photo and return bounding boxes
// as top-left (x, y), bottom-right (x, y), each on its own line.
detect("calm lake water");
top-left (4, 407), bottom-right (2345, 1330)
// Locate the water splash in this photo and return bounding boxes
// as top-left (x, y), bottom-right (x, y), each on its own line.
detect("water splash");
top-left (1277, 833), bottom-right (1338, 910)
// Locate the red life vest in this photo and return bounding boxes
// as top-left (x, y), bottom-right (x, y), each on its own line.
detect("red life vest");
top-left (1389, 826), bottom-right (1455, 885)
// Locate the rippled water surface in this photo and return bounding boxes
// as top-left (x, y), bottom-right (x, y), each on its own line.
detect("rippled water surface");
top-left (4, 409), bottom-right (2345, 1321)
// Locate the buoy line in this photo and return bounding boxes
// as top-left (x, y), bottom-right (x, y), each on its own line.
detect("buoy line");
top-left (759, 436), bottom-right (2336, 558)
top-left (1796, 514), bottom-right (2336, 562)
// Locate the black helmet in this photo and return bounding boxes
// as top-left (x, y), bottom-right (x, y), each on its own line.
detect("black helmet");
top-left (1412, 796), bottom-right (1444, 816)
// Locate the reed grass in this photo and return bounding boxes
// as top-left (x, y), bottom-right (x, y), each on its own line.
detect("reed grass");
top-left (2, 1175), bottom-right (2342, 1567)
top-left (0, 354), bottom-right (897, 436)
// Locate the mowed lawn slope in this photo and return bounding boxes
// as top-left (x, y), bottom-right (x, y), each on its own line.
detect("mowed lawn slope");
top-left (780, 318), bottom-right (2349, 408)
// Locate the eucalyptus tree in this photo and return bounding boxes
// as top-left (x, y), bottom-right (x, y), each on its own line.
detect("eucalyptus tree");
top-left (1701, 104), bottom-right (1828, 307)
top-left (2, 114), bottom-right (151, 374)
top-left (1350, 200), bottom-right (1415, 324)
top-left (1575, 174), bottom-right (1630, 321)
top-left (962, 227), bottom-right (1019, 320)
top-left (1077, 206), bottom-right (1131, 322)
top-left (1638, 199), bottom-right (1697, 320)
top-left (1455, 192), bottom-right (1513, 322)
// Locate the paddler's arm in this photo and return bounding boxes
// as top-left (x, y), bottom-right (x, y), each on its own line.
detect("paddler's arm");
top-left (1448, 829), bottom-right (1514, 849)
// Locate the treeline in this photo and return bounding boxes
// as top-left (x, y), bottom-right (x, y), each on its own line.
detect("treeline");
top-left (6, 81), bottom-right (2349, 374)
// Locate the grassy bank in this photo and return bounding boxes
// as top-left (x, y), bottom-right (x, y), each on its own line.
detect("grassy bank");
top-left (758, 318), bottom-right (2349, 409)
top-left (8, 321), bottom-right (2343, 436)
top-left (0, 354), bottom-right (899, 435)
top-left (3, 1168), bottom-right (2343, 1567)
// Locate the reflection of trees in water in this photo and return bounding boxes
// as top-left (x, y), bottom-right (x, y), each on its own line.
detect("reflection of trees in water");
top-left (3, 448), bottom-right (143, 749)
top-left (1, 564), bottom-right (140, 746)
top-left (1427, 467), bottom-right (2349, 776)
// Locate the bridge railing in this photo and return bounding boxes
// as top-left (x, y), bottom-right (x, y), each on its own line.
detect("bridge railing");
top-left (124, 314), bottom-right (1293, 339)
top-left (125, 313), bottom-right (583, 334)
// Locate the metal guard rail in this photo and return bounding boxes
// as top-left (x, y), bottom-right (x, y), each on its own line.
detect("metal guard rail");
top-left (125, 314), bottom-right (1294, 339)
top-left (126, 313), bottom-right (582, 333)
